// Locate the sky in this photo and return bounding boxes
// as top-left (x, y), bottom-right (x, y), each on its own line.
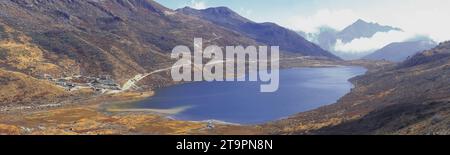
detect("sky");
top-left (155, 0), bottom-right (450, 53)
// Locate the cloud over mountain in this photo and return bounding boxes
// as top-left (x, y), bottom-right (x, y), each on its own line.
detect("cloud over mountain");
top-left (334, 30), bottom-right (417, 53)
top-left (189, 0), bottom-right (207, 9)
top-left (287, 9), bottom-right (360, 33)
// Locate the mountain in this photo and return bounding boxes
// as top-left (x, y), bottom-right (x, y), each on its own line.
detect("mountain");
top-left (0, 0), bottom-right (260, 84)
top-left (364, 40), bottom-right (437, 62)
top-left (333, 51), bottom-right (374, 60)
top-left (302, 19), bottom-right (403, 60)
top-left (0, 0), bottom-right (342, 106)
top-left (0, 0), bottom-right (269, 106)
top-left (337, 19), bottom-right (402, 43)
top-left (298, 26), bottom-right (338, 52)
top-left (177, 7), bottom-right (339, 59)
top-left (267, 41), bottom-right (450, 135)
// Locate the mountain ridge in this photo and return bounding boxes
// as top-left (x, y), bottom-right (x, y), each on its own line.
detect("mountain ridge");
top-left (364, 40), bottom-right (437, 62)
top-left (0, 0), bottom-right (266, 106)
top-left (301, 19), bottom-right (404, 59)
top-left (337, 19), bottom-right (402, 43)
top-left (0, 0), bottom-right (260, 84)
top-left (177, 6), bottom-right (340, 59)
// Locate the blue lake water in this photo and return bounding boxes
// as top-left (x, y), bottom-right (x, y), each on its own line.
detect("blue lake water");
top-left (132, 66), bottom-right (366, 124)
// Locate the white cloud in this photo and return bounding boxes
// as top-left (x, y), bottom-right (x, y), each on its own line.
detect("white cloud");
top-left (334, 31), bottom-right (417, 53)
top-left (278, 0), bottom-right (450, 53)
top-left (358, 0), bottom-right (450, 43)
top-left (190, 0), bottom-right (207, 10)
top-left (239, 7), bottom-right (253, 17)
top-left (283, 0), bottom-right (450, 43)
top-left (285, 9), bottom-right (361, 33)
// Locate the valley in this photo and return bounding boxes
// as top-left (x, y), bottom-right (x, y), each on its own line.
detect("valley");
top-left (0, 0), bottom-right (448, 135)
top-left (0, 56), bottom-right (346, 135)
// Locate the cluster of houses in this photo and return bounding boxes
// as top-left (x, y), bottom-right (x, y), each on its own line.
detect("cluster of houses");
top-left (41, 74), bottom-right (121, 93)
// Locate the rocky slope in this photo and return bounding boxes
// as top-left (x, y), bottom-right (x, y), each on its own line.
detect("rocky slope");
top-left (0, 0), bottom-right (264, 106)
top-left (0, 0), bottom-right (342, 106)
top-left (0, 69), bottom-right (67, 106)
top-left (0, 0), bottom-right (258, 84)
top-left (266, 41), bottom-right (450, 135)
top-left (0, 18), bottom-right (84, 107)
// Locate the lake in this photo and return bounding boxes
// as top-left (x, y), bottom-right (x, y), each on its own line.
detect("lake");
top-left (132, 66), bottom-right (366, 124)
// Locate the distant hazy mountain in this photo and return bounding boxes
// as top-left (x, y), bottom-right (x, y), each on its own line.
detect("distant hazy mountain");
top-left (301, 19), bottom-right (404, 60)
top-left (298, 26), bottom-right (338, 52)
top-left (333, 51), bottom-right (374, 60)
top-left (337, 19), bottom-right (402, 43)
top-left (177, 7), bottom-right (339, 59)
top-left (364, 40), bottom-right (437, 62)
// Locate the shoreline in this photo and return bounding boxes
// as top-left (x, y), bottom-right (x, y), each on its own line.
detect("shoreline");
top-left (0, 60), bottom-right (384, 135)
top-left (0, 64), bottom-right (366, 114)
top-left (106, 65), bottom-right (367, 126)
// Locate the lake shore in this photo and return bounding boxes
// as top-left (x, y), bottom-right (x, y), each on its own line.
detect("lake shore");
top-left (0, 59), bottom-right (389, 135)
top-left (0, 90), bottom-right (264, 135)
top-left (128, 66), bottom-right (366, 124)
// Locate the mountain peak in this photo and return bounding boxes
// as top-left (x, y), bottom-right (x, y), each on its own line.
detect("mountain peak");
top-left (178, 6), bottom-right (234, 13)
top-left (351, 19), bottom-right (379, 28)
top-left (177, 6), bottom-right (253, 24)
top-left (349, 19), bottom-right (402, 31)
top-left (179, 6), bottom-right (195, 10)
top-left (202, 6), bottom-right (241, 17)
top-left (337, 19), bottom-right (402, 43)
top-left (355, 19), bottom-right (368, 24)
top-left (205, 6), bottom-right (233, 11)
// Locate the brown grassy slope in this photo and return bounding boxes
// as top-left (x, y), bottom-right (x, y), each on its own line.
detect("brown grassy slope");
top-left (0, 0), bottom-right (258, 83)
top-left (0, 20), bottom-right (88, 107)
top-left (264, 41), bottom-right (450, 135)
top-left (0, 20), bottom-right (85, 106)
top-left (0, 21), bottom-right (80, 77)
top-left (0, 0), bottom-right (262, 107)
top-left (0, 94), bottom-right (264, 135)
top-left (0, 69), bottom-right (69, 106)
